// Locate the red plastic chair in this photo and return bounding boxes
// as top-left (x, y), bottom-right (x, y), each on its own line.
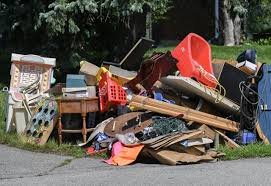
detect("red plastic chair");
top-left (171, 33), bottom-right (217, 88)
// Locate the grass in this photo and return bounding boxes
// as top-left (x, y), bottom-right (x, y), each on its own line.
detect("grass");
top-left (149, 42), bottom-right (271, 64)
top-left (220, 143), bottom-right (271, 160)
top-left (0, 90), bottom-right (86, 158)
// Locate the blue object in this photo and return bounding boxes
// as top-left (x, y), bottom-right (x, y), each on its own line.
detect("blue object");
top-left (66, 74), bottom-right (86, 88)
top-left (258, 64), bottom-right (271, 142)
top-left (94, 132), bottom-right (109, 151)
top-left (153, 91), bottom-right (175, 104)
top-left (95, 132), bottom-right (108, 142)
top-left (241, 130), bottom-right (256, 144)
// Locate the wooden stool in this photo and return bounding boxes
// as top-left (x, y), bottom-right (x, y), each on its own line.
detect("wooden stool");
top-left (56, 97), bottom-right (99, 144)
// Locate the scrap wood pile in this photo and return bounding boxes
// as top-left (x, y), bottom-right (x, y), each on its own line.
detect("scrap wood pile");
top-left (4, 33), bottom-right (270, 166)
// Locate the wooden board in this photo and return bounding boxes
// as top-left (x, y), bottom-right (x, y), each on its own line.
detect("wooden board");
top-left (104, 112), bottom-right (153, 137)
top-left (214, 129), bottom-right (240, 149)
top-left (129, 95), bottom-right (239, 132)
top-left (256, 122), bottom-right (269, 144)
top-left (160, 76), bottom-right (240, 114)
top-left (198, 124), bottom-right (216, 140)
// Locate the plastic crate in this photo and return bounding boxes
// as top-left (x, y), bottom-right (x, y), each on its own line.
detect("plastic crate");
top-left (98, 72), bottom-right (127, 112)
top-left (241, 130), bottom-right (256, 145)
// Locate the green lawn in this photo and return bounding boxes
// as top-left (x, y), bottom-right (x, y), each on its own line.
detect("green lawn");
top-left (149, 43), bottom-right (271, 64)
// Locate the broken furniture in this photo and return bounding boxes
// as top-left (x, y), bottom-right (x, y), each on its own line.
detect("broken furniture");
top-left (171, 33), bottom-right (217, 88)
top-left (56, 97), bottom-right (99, 144)
top-left (160, 75), bottom-right (240, 114)
top-left (125, 52), bottom-right (176, 94)
top-left (6, 53), bottom-right (56, 133)
top-left (102, 37), bottom-right (155, 71)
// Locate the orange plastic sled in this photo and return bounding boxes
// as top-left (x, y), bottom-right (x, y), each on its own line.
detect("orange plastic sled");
top-left (171, 33), bottom-right (217, 88)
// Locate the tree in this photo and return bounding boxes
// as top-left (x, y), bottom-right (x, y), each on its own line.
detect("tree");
top-left (0, 0), bottom-right (171, 75)
top-left (247, 0), bottom-right (271, 34)
top-left (36, 0), bottom-right (172, 68)
top-left (221, 0), bottom-right (247, 46)
top-left (0, 1), bottom-right (49, 52)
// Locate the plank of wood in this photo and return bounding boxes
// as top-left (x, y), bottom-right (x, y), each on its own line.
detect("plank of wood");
top-left (214, 129), bottom-right (240, 149)
top-left (131, 95), bottom-right (238, 125)
top-left (256, 122), bottom-right (270, 144)
top-left (129, 95), bottom-right (239, 132)
top-left (129, 102), bottom-right (238, 132)
top-left (198, 125), bottom-right (216, 140)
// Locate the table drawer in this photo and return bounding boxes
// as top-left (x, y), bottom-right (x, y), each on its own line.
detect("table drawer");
top-left (60, 102), bottom-right (82, 113)
top-left (86, 100), bottom-right (99, 112)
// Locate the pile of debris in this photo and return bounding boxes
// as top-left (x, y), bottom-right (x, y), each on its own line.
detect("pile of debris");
top-left (4, 33), bottom-right (269, 166)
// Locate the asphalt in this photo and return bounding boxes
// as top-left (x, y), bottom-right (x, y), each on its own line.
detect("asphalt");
top-left (1, 144), bottom-right (271, 186)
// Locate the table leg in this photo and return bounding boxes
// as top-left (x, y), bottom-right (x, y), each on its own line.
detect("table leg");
top-left (82, 114), bottom-right (87, 143)
top-left (58, 116), bottom-right (62, 145)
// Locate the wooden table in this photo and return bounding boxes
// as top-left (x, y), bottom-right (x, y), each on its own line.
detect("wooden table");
top-left (56, 97), bottom-right (99, 144)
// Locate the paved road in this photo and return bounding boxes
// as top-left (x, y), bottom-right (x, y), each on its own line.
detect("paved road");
top-left (1, 144), bottom-right (271, 186)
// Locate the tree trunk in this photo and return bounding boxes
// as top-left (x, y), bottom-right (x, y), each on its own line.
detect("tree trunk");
top-left (234, 14), bottom-right (241, 45)
top-left (222, 0), bottom-right (235, 46)
top-left (145, 12), bottom-right (152, 39)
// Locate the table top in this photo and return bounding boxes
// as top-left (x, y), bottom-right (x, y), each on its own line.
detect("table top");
top-left (56, 96), bottom-right (98, 101)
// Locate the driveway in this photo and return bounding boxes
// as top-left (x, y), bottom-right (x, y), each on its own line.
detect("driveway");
top-left (1, 144), bottom-right (271, 185)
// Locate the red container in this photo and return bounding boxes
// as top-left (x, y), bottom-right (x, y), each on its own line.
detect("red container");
top-left (171, 33), bottom-right (217, 88)
top-left (99, 72), bottom-right (127, 112)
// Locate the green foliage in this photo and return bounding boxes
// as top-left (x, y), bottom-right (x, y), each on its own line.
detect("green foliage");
top-left (0, 0), bottom-right (172, 74)
top-left (230, 0), bottom-right (248, 15)
top-left (246, 37), bottom-right (271, 46)
top-left (247, 0), bottom-right (271, 33)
